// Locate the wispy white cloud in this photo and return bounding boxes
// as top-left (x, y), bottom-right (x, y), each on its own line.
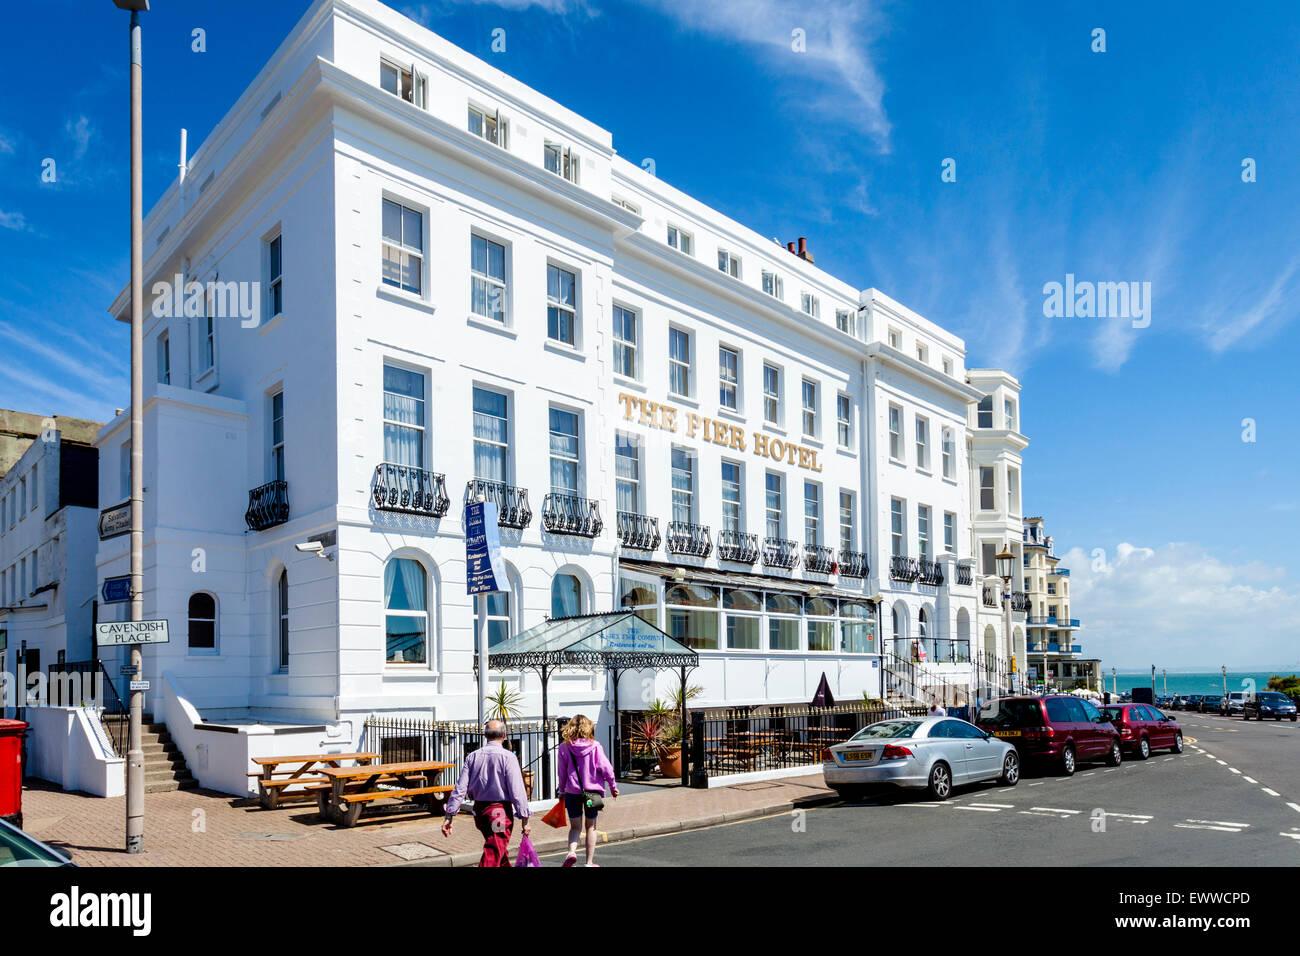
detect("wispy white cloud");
top-left (1203, 254), bottom-right (1300, 353)
top-left (0, 321), bottom-right (125, 405)
top-left (0, 209), bottom-right (27, 231)
top-left (65, 115), bottom-right (93, 161)
top-left (1064, 541), bottom-right (1300, 670)
top-left (0, 130), bottom-right (14, 155)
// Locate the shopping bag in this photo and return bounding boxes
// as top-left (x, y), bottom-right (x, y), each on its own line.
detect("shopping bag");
top-left (514, 835), bottom-right (541, 867)
top-left (540, 798), bottom-right (567, 829)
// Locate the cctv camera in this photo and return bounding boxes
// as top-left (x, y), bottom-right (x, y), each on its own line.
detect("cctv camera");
top-left (295, 541), bottom-right (323, 554)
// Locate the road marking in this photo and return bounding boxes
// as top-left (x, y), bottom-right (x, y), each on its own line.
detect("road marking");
top-left (1216, 759), bottom-right (1227, 765)
top-left (956, 806), bottom-right (1003, 812)
top-left (1175, 823), bottom-right (1245, 833)
top-left (1186, 819), bottom-right (1251, 828)
top-left (967, 803), bottom-right (1015, 809)
top-left (1262, 788), bottom-right (1280, 797)
top-left (1103, 768), bottom-right (1117, 773)
top-left (1286, 802), bottom-right (1300, 814)
top-left (1229, 768), bottom-right (1241, 774)
top-left (1032, 807), bottom-right (1081, 814)
top-left (1244, 777), bottom-right (1258, 784)
top-left (1018, 810), bottom-right (1061, 817)
top-left (1028, 781), bottom-right (1045, 786)
top-left (1105, 812), bottom-right (1154, 820)
top-left (1281, 832), bottom-right (1300, 842)
top-left (1163, 757), bottom-right (1174, 761)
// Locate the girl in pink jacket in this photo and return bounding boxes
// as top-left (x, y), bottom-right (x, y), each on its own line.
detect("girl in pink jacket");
top-left (557, 714), bottom-right (618, 867)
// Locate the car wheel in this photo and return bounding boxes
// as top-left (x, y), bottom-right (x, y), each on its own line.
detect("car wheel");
top-left (1059, 746), bottom-right (1076, 776)
top-left (1105, 740), bottom-right (1122, 767)
top-left (1137, 736), bottom-right (1150, 760)
top-left (999, 751), bottom-right (1020, 786)
top-left (1171, 732), bottom-right (1184, 754)
top-left (1291, 715), bottom-right (1297, 722)
top-left (927, 762), bottom-right (953, 800)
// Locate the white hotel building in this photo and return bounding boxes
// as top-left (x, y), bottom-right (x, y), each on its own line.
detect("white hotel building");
top-left (92, 0), bottom-right (1038, 774)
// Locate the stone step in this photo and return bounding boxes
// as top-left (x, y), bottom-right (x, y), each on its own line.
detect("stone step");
top-left (145, 777), bottom-right (198, 794)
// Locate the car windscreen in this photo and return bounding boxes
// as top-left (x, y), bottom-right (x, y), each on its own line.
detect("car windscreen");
top-left (977, 699), bottom-right (1043, 727)
top-left (1258, 693), bottom-right (1289, 703)
top-left (850, 720), bottom-right (921, 740)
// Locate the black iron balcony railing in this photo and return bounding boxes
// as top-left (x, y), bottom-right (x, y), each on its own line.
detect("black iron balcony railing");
top-left (762, 537), bottom-right (800, 570)
top-left (956, 563), bottom-right (974, 586)
top-left (717, 530), bottom-right (759, 564)
top-left (465, 479), bottom-right (533, 529)
top-left (541, 492), bottom-right (603, 537)
top-left (838, 550), bottom-right (869, 578)
top-left (372, 464), bottom-right (450, 518)
top-left (890, 555), bottom-right (919, 582)
top-left (804, 545), bottom-right (835, 574)
top-left (245, 480), bottom-right (289, 531)
top-left (1011, 591), bottom-right (1032, 612)
top-left (617, 512), bottom-right (661, 551)
top-left (917, 559), bottom-right (944, 586)
top-left (982, 585), bottom-right (998, 607)
top-left (666, 521), bottom-right (712, 558)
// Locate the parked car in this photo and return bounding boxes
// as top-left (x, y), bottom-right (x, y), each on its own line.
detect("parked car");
top-left (0, 818), bottom-right (76, 868)
top-left (1221, 692), bottom-right (1248, 715)
top-left (975, 695), bottom-right (1122, 776)
top-left (822, 716), bottom-right (1020, 801)
top-left (1242, 692), bottom-right (1298, 721)
top-left (1198, 694), bottom-right (1223, 713)
top-left (1100, 703), bottom-right (1184, 758)
top-left (1183, 695), bottom-right (1204, 712)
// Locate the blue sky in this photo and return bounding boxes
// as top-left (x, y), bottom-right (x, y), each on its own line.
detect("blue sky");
top-left (1, 0), bottom-right (1297, 669)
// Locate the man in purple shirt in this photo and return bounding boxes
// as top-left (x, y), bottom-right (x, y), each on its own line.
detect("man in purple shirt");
top-left (441, 719), bottom-right (532, 867)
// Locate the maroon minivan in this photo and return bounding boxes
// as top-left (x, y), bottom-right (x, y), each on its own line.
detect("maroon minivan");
top-left (1101, 703), bottom-right (1184, 758)
top-left (976, 695), bottom-right (1122, 776)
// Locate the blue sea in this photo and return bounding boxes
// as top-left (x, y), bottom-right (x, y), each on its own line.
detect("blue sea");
top-left (1110, 671), bottom-right (1293, 698)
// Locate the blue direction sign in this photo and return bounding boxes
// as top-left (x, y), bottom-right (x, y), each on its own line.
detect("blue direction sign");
top-left (101, 576), bottom-right (132, 604)
top-left (465, 500), bottom-right (504, 594)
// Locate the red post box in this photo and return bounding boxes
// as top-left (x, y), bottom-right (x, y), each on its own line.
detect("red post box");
top-left (0, 719), bottom-right (28, 830)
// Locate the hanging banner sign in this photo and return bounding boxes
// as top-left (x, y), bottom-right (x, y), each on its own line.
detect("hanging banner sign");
top-left (465, 500), bottom-right (504, 595)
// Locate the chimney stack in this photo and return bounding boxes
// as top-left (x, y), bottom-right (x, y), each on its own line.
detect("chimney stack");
top-left (797, 237), bottom-right (814, 264)
top-left (787, 241), bottom-right (796, 254)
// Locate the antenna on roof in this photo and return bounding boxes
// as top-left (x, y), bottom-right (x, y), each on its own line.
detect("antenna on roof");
top-left (179, 128), bottom-right (188, 184)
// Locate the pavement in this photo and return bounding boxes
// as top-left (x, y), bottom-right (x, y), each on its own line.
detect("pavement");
top-left (17, 771), bottom-right (837, 867)
top-left (586, 714), bottom-right (1300, 866)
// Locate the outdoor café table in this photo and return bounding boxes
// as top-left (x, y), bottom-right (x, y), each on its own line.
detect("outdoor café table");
top-left (251, 752), bottom-right (378, 810)
top-left (315, 760), bottom-right (455, 828)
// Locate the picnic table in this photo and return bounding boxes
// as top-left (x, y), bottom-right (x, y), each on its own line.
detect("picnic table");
top-left (315, 760), bottom-right (455, 828)
top-left (250, 752), bottom-right (379, 810)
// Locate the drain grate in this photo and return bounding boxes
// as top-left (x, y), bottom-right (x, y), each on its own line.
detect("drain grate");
top-left (728, 782), bottom-right (782, 791)
top-left (380, 842), bottom-right (445, 861)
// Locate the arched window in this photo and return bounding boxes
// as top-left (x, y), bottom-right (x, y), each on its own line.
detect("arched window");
top-left (384, 558), bottom-right (428, 664)
top-left (188, 593), bottom-right (217, 651)
top-left (277, 570), bottom-right (289, 670)
top-left (551, 573), bottom-right (582, 618)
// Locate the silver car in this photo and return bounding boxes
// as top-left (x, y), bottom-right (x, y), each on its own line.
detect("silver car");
top-left (823, 716), bottom-right (1020, 801)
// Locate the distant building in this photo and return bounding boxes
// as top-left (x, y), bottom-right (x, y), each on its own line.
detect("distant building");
top-left (1022, 516), bottom-right (1099, 690)
top-left (0, 410), bottom-right (102, 712)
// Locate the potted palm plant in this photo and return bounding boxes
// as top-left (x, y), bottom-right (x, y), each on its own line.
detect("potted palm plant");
top-left (486, 681), bottom-right (534, 798)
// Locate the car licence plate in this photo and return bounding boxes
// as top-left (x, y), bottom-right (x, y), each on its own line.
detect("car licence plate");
top-left (993, 730), bottom-right (1021, 738)
top-left (842, 751), bottom-right (874, 762)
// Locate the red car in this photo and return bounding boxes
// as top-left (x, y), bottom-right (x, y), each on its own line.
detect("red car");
top-left (1101, 703), bottom-right (1184, 758)
top-left (976, 695), bottom-right (1122, 776)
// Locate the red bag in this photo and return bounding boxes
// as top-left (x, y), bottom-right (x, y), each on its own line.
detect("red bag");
top-left (540, 798), bottom-right (567, 829)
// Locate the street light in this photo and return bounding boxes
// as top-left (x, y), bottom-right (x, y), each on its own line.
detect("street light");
top-left (995, 545), bottom-right (1016, 696)
top-left (112, 0), bottom-right (148, 855)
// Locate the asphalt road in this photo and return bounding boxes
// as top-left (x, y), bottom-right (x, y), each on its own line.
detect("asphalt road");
top-left (569, 715), bottom-right (1300, 866)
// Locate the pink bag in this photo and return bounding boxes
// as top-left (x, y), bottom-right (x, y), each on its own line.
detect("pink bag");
top-left (514, 834), bottom-right (541, 867)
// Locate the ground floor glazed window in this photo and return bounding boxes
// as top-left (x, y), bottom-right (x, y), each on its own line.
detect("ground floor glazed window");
top-left (384, 558), bottom-right (428, 664)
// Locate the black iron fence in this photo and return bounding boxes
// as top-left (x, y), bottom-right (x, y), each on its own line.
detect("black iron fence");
top-left (688, 701), bottom-right (928, 782)
top-left (44, 660), bottom-right (129, 758)
top-left (362, 714), bottom-right (567, 800)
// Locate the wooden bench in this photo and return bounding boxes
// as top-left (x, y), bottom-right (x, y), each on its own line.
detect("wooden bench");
top-left (251, 752), bottom-right (378, 810)
top-left (316, 761), bottom-right (455, 827)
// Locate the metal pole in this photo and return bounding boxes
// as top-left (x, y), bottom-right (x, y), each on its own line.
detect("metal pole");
top-left (540, 664), bottom-right (551, 800)
top-left (1001, 581), bottom-right (1012, 696)
top-left (125, 7), bottom-right (146, 855)
top-left (679, 666), bottom-right (688, 788)
top-left (475, 595), bottom-right (487, 727)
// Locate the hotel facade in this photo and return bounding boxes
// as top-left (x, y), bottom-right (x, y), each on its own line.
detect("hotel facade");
top-left (89, 0), bottom-right (1055, 765)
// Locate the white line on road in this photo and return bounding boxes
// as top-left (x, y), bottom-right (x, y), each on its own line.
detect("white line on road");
top-left (1287, 803), bottom-right (1300, 814)
top-left (1017, 810), bottom-right (1060, 817)
top-left (968, 803), bottom-right (1015, 809)
top-left (1229, 768), bottom-right (1241, 774)
top-left (1104, 813), bottom-right (1154, 820)
top-left (1186, 819), bottom-right (1251, 828)
top-left (1282, 832), bottom-right (1300, 841)
top-left (1032, 807), bottom-right (1082, 814)
top-left (1262, 788), bottom-right (1280, 797)
top-left (1175, 823), bottom-right (1245, 833)
top-left (1103, 768), bottom-right (1117, 773)
top-left (1028, 781), bottom-right (1045, 786)
top-left (1216, 759), bottom-right (1227, 765)
top-left (956, 806), bottom-right (1003, 812)
top-left (1244, 777), bottom-right (1258, 784)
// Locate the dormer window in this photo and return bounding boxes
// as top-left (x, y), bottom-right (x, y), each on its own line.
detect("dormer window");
top-left (717, 249), bottom-right (741, 279)
top-left (762, 270), bottom-right (783, 299)
top-left (667, 225), bottom-right (693, 255)
top-left (544, 142), bottom-right (579, 184)
top-left (801, 293), bottom-right (820, 318)
top-left (380, 58), bottom-right (426, 107)
top-left (468, 105), bottom-right (508, 148)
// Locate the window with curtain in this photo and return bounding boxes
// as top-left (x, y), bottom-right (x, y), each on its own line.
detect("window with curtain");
top-left (941, 428), bottom-right (954, 478)
top-left (548, 408), bottom-right (580, 494)
top-left (472, 387), bottom-right (508, 482)
top-left (270, 390), bottom-right (285, 481)
top-left (188, 593), bottom-right (217, 651)
top-left (721, 461), bottom-right (742, 533)
top-left (891, 498), bottom-right (905, 557)
top-left (804, 481), bottom-right (821, 546)
top-left (765, 472), bottom-right (783, 539)
top-left (471, 234), bottom-right (507, 323)
top-left (763, 364), bottom-right (780, 423)
top-left (837, 394), bottom-right (851, 447)
top-left (671, 446), bottom-right (694, 524)
top-left (613, 305), bottom-right (637, 377)
top-left (668, 328), bottom-right (691, 396)
top-left (801, 379), bottom-right (818, 436)
top-left (277, 571), bottom-right (289, 670)
top-left (551, 573), bottom-right (582, 618)
top-left (719, 347), bottom-right (738, 409)
top-left (839, 491), bottom-right (854, 554)
top-left (383, 365), bottom-right (425, 468)
top-left (486, 591), bottom-right (510, 646)
top-left (384, 558), bottom-right (428, 664)
top-left (615, 432), bottom-right (640, 513)
top-left (917, 505), bottom-right (931, 560)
